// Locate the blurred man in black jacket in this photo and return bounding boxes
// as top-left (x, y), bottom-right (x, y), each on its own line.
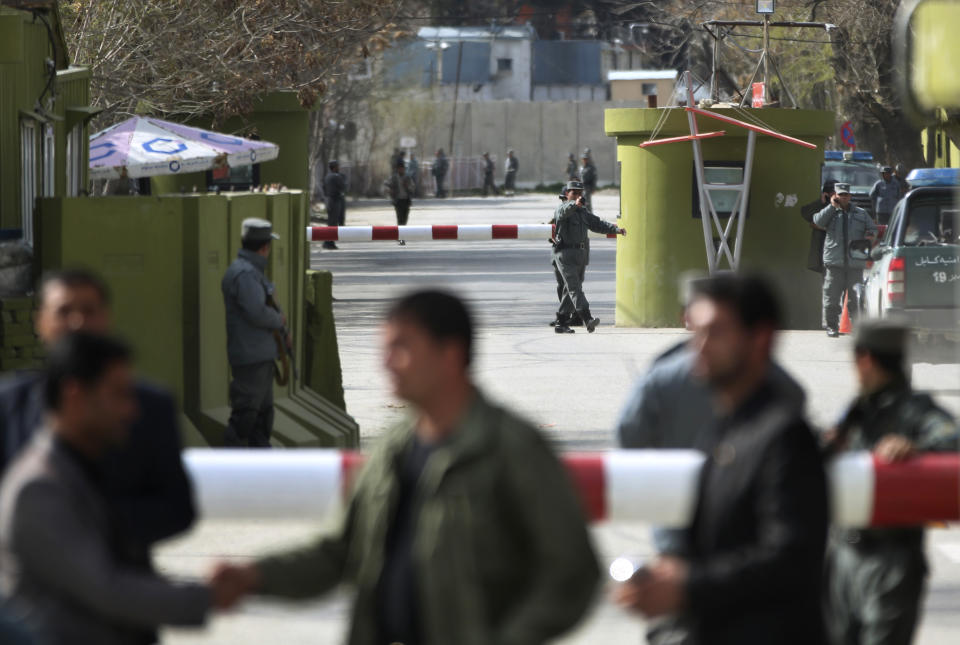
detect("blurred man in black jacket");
top-left (615, 274), bottom-right (829, 645)
top-left (0, 268), bottom-right (196, 645)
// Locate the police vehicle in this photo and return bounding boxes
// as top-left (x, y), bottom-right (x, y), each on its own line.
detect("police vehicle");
top-left (823, 151), bottom-right (878, 216)
top-left (852, 168), bottom-right (959, 340)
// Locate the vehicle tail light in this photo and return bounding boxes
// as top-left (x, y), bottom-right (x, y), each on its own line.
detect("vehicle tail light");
top-left (887, 257), bottom-right (905, 304)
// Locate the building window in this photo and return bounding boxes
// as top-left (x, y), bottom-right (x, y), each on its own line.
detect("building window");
top-left (42, 124), bottom-right (56, 198)
top-left (692, 162), bottom-right (745, 219)
top-left (20, 121), bottom-right (38, 246)
top-left (66, 124), bottom-right (84, 197)
top-left (497, 58), bottom-right (513, 73)
top-left (641, 82), bottom-right (657, 95)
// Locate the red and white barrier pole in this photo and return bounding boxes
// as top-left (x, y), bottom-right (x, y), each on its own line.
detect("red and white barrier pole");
top-left (182, 449), bottom-right (960, 528)
top-left (306, 225), bottom-right (618, 242)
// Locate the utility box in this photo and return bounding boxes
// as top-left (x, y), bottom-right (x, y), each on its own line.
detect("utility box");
top-left (606, 107), bottom-right (835, 329)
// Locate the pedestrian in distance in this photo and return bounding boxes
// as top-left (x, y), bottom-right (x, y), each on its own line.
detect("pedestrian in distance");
top-left (221, 219), bottom-right (290, 447)
top-left (814, 183), bottom-right (878, 337)
top-left (504, 149), bottom-right (519, 196)
top-left (822, 321), bottom-right (958, 645)
top-left (579, 150), bottom-right (598, 211)
top-left (551, 180), bottom-right (625, 334)
top-left (566, 153), bottom-right (579, 181)
top-left (407, 152), bottom-right (421, 198)
top-left (613, 273), bottom-right (830, 645)
top-left (323, 159), bottom-right (347, 250)
top-left (387, 160), bottom-right (415, 245)
top-left (893, 163), bottom-right (910, 196)
top-left (432, 148), bottom-right (449, 198)
top-left (870, 166), bottom-right (903, 226)
top-left (0, 268), bottom-right (197, 645)
top-left (481, 151), bottom-right (498, 196)
top-left (0, 333), bottom-right (226, 645)
top-left (207, 290), bottom-right (602, 645)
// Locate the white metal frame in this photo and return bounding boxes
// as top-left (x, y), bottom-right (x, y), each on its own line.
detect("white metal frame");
top-left (20, 120), bottom-right (38, 246)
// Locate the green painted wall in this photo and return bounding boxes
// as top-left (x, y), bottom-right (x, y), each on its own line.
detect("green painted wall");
top-left (606, 107), bottom-right (835, 329)
top-left (37, 192), bottom-right (358, 447)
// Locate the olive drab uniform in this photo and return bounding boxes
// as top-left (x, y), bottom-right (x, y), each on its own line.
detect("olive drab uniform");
top-left (824, 380), bottom-right (959, 645)
top-left (579, 161), bottom-right (597, 211)
top-left (552, 198), bottom-right (619, 330)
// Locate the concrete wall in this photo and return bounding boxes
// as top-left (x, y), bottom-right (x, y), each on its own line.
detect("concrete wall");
top-left (607, 107), bottom-right (835, 329)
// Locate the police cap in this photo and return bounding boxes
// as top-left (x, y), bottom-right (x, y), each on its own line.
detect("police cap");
top-left (835, 183), bottom-right (851, 195)
top-left (881, 166), bottom-right (893, 174)
top-left (854, 320), bottom-right (909, 356)
top-left (564, 180), bottom-right (584, 192)
top-left (241, 218), bottom-right (279, 243)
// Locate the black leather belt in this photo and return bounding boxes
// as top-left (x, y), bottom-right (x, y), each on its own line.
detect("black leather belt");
top-left (555, 242), bottom-right (585, 250)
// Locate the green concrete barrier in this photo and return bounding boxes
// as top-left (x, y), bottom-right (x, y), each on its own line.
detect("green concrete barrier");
top-left (37, 192), bottom-right (358, 448)
top-left (304, 270), bottom-right (346, 410)
top-left (606, 107), bottom-right (835, 329)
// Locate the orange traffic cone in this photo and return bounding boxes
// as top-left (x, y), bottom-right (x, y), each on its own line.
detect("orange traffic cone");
top-left (839, 292), bottom-right (852, 335)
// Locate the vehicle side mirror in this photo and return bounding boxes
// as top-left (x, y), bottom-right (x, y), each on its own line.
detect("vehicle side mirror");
top-left (848, 239), bottom-right (872, 261)
top-left (869, 245), bottom-right (890, 261)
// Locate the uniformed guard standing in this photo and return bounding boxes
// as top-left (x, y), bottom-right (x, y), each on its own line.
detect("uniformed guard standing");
top-left (823, 321), bottom-right (958, 645)
top-left (222, 218), bottom-right (287, 447)
top-left (481, 152), bottom-right (498, 196)
top-left (551, 180), bottom-right (625, 333)
top-left (432, 148), bottom-right (449, 197)
top-left (870, 166), bottom-right (903, 225)
top-left (814, 183), bottom-right (877, 337)
top-left (579, 150), bottom-right (598, 211)
top-left (322, 160), bottom-right (346, 250)
top-left (566, 153), bottom-right (579, 181)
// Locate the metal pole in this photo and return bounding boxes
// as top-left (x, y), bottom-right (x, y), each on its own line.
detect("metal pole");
top-left (762, 14), bottom-right (770, 103)
top-left (448, 41), bottom-right (463, 159)
top-left (685, 71), bottom-right (717, 273)
top-left (733, 129), bottom-right (758, 270)
top-left (710, 26), bottom-right (720, 102)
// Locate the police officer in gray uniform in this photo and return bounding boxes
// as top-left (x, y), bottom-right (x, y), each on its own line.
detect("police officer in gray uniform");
top-left (823, 321), bottom-right (958, 645)
top-left (221, 218), bottom-right (286, 447)
top-left (552, 180), bottom-right (625, 333)
top-left (579, 150), bottom-right (598, 211)
top-left (870, 166), bottom-right (903, 225)
top-left (814, 183), bottom-right (878, 337)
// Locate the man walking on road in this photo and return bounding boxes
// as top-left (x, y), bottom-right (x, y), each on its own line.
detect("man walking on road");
top-left (551, 180), bottom-right (625, 334)
top-left (814, 182), bottom-right (877, 337)
top-left (504, 149), bottom-right (519, 196)
top-left (823, 321), bottom-right (958, 645)
top-left (222, 219), bottom-right (287, 447)
top-left (209, 290), bottom-right (601, 645)
top-left (432, 148), bottom-right (449, 197)
top-left (387, 160), bottom-right (415, 245)
top-left (323, 160), bottom-right (347, 250)
top-left (614, 274), bottom-right (829, 645)
top-left (870, 166), bottom-right (903, 225)
top-left (481, 151), bottom-right (498, 196)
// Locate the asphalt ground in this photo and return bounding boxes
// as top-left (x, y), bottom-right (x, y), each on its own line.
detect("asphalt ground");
top-left (162, 193), bottom-right (960, 644)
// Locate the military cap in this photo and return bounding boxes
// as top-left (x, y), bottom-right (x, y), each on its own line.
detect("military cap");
top-left (881, 166), bottom-right (893, 174)
top-left (854, 320), bottom-right (909, 355)
top-left (564, 180), bottom-right (584, 192)
top-left (835, 182), bottom-right (851, 195)
top-left (241, 218), bottom-right (279, 243)
top-left (582, 147), bottom-right (591, 156)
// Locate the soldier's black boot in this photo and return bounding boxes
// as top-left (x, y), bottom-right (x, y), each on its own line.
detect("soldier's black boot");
top-left (579, 309), bottom-right (600, 333)
top-left (549, 312), bottom-right (566, 327)
top-left (554, 324), bottom-right (574, 334)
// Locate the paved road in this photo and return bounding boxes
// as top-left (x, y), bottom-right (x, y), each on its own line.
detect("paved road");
top-left (162, 193), bottom-right (960, 644)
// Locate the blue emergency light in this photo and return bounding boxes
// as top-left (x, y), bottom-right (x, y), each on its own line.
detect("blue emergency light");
top-left (905, 167), bottom-right (960, 187)
top-left (824, 150), bottom-right (875, 161)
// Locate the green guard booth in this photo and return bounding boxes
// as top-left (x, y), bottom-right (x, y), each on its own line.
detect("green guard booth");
top-left (606, 107), bottom-right (835, 329)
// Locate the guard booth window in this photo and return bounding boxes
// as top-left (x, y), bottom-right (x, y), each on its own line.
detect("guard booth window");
top-left (66, 124), bottom-right (84, 197)
top-left (20, 120), bottom-right (37, 246)
top-left (691, 161), bottom-right (745, 219)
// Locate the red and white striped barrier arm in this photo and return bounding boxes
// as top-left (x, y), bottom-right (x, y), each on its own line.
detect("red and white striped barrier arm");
top-left (306, 225), bottom-right (618, 242)
top-left (183, 449), bottom-right (960, 528)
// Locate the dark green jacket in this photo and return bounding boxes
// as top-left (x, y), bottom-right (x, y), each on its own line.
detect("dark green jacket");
top-left (256, 391), bottom-right (600, 645)
top-left (552, 200), bottom-right (618, 267)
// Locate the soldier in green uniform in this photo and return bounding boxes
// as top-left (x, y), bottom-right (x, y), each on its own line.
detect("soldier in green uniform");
top-left (823, 321), bottom-right (959, 645)
top-left (551, 180), bottom-right (625, 334)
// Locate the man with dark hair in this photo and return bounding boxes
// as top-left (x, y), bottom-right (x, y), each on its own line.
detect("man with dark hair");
top-left (504, 149), bottom-right (519, 196)
top-left (801, 180), bottom-right (835, 276)
top-left (386, 160), bottom-right (415, 245)
top-left (615, 274), bottom-right (829, 645)
top-left (432, 148), bottom-right (449, 198)
top-left (481, 151), bottom-right (498, 196)
top-left (0, 332), bottom-right (218, 644)
top-left (209, 289), bottom-right (601, 645)
top-left (579, 150), bottom-right (598, 211)
top-left (323, 160), bottom-right (347, 250)
top-left (823, 321), bottom-right (958, 645)
top-left (0, 268), bottom-right (196, 644)
top-left (870, 166), bottom-right (903, 225)
top-left (222, 218), bottom-right (287, 447)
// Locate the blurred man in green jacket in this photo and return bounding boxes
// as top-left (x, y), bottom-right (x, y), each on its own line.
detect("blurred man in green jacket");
top-left (211, 290), bottom-right (601, 645)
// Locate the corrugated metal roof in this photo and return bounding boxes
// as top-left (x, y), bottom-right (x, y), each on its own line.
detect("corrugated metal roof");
top-left (608, 70), bottom-right (678, 81)
top-left (532, 41), bottom-right (603, 85)
top-left (418, 25), bottom-right (536, 41)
